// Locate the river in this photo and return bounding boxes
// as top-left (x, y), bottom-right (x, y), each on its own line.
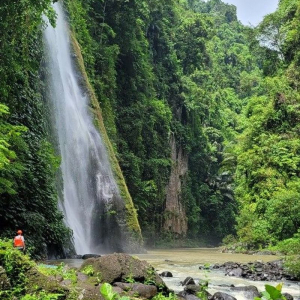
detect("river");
top-left (53, 248), bottom-right (300, 300)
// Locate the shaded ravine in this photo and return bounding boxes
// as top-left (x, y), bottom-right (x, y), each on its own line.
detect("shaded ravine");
top-left (43, 2), bottom-right (126, 254)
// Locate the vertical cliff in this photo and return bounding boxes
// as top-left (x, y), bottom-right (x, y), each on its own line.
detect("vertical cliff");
top-left (163, 134), bottom-right (188, 236)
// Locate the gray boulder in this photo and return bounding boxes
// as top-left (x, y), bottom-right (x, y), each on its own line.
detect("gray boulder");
top-left (114, 282), bottom-right (157, 299)
top-left (184, 284), bottom-right (201, 295)
top-left (227, 268), bottom-right (243, 277)
top-left (80, 253), bottom-right (167, 291)
top-left (182, 277), bottom-right (195, 286)
top-left (82, 254), bottom-right (101, 259)
top-left (213, 292), bottom-right (237, 300)
top-left (160, 271), bottom-right (173, 277)
top-left (282, 293), bottom-right (293, 300)
top-left (231, 285), bottom-right (260, 299)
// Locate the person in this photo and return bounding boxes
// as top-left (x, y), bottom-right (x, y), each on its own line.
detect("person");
top-left (13, 230), bottom-right (25, 252)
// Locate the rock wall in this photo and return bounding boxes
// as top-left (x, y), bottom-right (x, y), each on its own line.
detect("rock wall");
top-left (163, 134), bottom-right (188, 236)
top-left (70, 33), bottom-right (144, 253)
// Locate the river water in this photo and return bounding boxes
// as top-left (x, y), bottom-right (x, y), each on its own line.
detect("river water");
top-left (136, 248), bottom-right (300, 299)
top-left (53, 248), bottom-right (300, 300)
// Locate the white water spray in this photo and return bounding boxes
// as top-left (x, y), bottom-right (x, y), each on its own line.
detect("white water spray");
top-left (43, 2), bottom-right (121, 254)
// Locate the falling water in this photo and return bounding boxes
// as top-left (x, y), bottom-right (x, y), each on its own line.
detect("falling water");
top-left (43, 2), bottom-right (123, 254)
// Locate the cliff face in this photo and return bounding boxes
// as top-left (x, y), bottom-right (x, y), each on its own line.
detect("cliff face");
top-left (70, 34), bottom-right (144, 253)
top-left (163, 134), bottom-right (188, 236)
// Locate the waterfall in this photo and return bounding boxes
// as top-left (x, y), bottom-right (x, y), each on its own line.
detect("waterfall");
top-left (43, 2), bottom-right (123, 255)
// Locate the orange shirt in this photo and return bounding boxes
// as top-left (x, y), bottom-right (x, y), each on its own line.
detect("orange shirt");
top-left (14, 235), bottom-right (25, 247)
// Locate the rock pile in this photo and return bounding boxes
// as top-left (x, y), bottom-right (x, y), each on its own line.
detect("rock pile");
top-left (211, 260), bottom-right (296, 281)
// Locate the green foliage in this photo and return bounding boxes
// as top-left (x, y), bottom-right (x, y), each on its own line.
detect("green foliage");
top-left (100, 283), bottom-right (130, 300)
top-left (0, 240), bottom-right (75, 300)
top-left (284, 255), bottom-right (300, 279)
top-left (0, 104), bottom-right (27, 195)
top-left (21, 292), bottom-right (64, 300)
top-left (37, 263), bottom-right (77, 285)
top-left (2, 0), bottom-right (299, 252)
top-left (0, 239), bottom-right (33, 291)
top-left (254, 283), bottom-right (286, 300)
top-left (144, 267), bottom-right (156, 286)
top-left (152, 293), bottom-right (178, 300)
top-left (0, 0), bottom-right (70, 257)
top-left (81, 265), bottom-right (94, 276)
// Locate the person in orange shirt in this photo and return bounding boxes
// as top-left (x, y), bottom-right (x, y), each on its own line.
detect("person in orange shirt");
top-left (13, 230), bottom-right (26, 252)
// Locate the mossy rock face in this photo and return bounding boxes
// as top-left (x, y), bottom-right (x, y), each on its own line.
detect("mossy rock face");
top-left (25, 267), bottom-right (69, 297)
top-left (0, 266), bottom-right (10, 290)
top-left (69, 33), bottom-right (144, 253)
top-left (80, 253), bottom-right (167, 291)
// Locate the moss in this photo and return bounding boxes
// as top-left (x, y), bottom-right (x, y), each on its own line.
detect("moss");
top-left (69, 32), bottom-right (143, 246)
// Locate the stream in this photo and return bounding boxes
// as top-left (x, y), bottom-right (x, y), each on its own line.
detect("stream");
top-left (53, 248), bottom-right (300, 300)
top-left (136, 248), bottom-right (300, 299)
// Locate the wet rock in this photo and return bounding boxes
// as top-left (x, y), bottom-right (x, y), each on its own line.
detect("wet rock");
top-left (255, 251), bottom-right (275, 255)
top-left (213, 264), bottom-right (221, 269)
top-left (184, 294), bottom-right (201, 300)
top-left (231, 285), bottom-right (260, 299)
top-left (160, 271), bottom-right (173, 277)
top-left (212, 292), bottom-right (237, 300)
top-left (114, 282), bottom-right (157, 299)
top-left (218, 284), bottom-right (235, 288)
top-left (184, 284), bottom-right (201, 295)
top-left (82, 254), bottom-right (101, 259)
top-left (181, 277), bottom-right (195, 286)
top-left (72, 255), bottom-right (83, 259)
top-left (218, 259), bottom-right (289, 281)
top-left (227, 268), bottom-right (243, 277)
top-left (282, 293), bottom-right (293, 300)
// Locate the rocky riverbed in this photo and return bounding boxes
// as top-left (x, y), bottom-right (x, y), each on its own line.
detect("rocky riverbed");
top-left (41, 253), bottom-right (299, 300)
top-left (209, 260), bottom-right (297, 281)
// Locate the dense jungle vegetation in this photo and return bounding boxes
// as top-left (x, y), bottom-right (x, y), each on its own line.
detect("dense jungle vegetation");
top-left (0, 0), bottom-right (299, 267)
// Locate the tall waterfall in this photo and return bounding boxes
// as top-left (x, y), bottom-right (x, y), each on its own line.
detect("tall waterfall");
top-left (43, 2), bottom-right (123, 254)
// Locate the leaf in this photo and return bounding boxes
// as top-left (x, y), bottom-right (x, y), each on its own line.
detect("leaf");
top-left (265, 285), bottom-right (282, 300)
top-left (275, 283), bottom-right (283, 292)
top-left (261, 291), bottom-right (271, 300)
top-left (100, 283), bottom-right (118, 300)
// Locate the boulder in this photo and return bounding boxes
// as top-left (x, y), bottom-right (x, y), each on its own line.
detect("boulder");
top-left (282, 293), bottom-right (293, 300)
top-left (184, 284), bottom-right (201, 295)
top-left (80, 253), bottom-right (167, 291)
top-left (181, 277), bottom-right (195, 286)
top-left (160, 271), bottom-right (173, 277)
top-left (212, 292), bottom-right (237, 300)
top-left (82, 254), bottom-right (101, 259)
top-left (77, 272), bottom-right (89, 283)
top-left (227, 268), bottom-right (243, 277)
top-left (230, 285), bottom-right (260, 299)
top-left (178, 291), bottom-right (200, 300)
top-left (76, 285), bottom-right (105, 300)
top-left (113, 282), bottom-right (157, 298)
top-left (219, 259), bottom-right (288, 281)
top-left (26, 267), bottom-right (69, 298)
top-left (184, 294), bottom-right (201, 300)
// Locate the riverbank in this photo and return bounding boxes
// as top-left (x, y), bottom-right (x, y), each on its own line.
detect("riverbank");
top-left (135, 248), bottom-right (300, 299)
top-left (49, 248), bottom-right (300, 299)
